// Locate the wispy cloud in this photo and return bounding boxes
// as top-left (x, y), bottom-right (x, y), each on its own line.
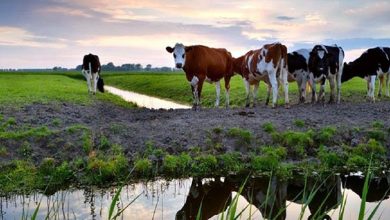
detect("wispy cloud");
top-left (38, 6), bottom-right (93, 18)
top-left (0, 26), bottom-right (67, 48)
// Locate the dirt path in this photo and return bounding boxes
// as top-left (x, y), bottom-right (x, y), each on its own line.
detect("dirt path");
top-left (1, 101), bottom-right (389, 161)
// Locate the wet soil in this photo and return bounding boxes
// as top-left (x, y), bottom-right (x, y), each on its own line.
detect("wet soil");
top-left (1, 101), bottom-right (390, 164)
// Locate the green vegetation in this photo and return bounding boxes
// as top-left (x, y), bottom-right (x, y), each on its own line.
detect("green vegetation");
top-left (227, 127), bottom-right (252, 146)
top-left (293, 119), bottom-right (305, 128)
top-left (262, 122), bottom-right (276, 133)
top-left (0, 72), bottom-right (136, 108)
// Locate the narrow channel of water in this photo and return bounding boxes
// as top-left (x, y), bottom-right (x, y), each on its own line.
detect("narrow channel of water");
top-left (1, 174), bottom-right (390, 220)
top-left (105, 86), bottom-right (191, 110)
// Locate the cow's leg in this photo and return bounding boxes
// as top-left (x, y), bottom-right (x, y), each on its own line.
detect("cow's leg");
top-left (224, 76), bottom-right (231, 108)
top-left (378, 74), bottom-right (384, 97)
top-left (336, 70), bottom-right (342, 104)
top-left (386, 72), bottom-right (390, 97)
top-left (215, 81), bottom-right (221, 107)
top-left (369, 75), bottom-right (376, 102)
top-left (328, 74), bottom-right (336, 104)
top-left (265, 83), bottom-right (271, 106)
top-left (92, 73), bottom-right (99, 95)
top-left (318, 77), bottom-right (326, 103)
top-left (253, 81), bottom-right (259, 107)
top-left (243, 78), bottom-right (251, 107)
top-left (190, 76), bottom-right (200, 109)
top-left (196, 78), bottom-right (205, 110)
top-left (281, 66), bottom-right (290, 108)
top-left (309, 73), bottom-right (317, 103)
top-left (269, 71), bottom-right (278, 108)
top-left (83, 70), bottom-right (92, 93)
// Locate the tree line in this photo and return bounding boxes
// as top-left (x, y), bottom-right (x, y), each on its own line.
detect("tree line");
top-left (75, 62), bottom-right (176, 72)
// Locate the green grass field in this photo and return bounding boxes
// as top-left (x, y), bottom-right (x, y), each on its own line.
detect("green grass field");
top-left (103, 72), bottom-right (389, 107)
top-left (1, 71), bottom-right (388, 108)
top-left (0, 72), bottom-right (136, 108)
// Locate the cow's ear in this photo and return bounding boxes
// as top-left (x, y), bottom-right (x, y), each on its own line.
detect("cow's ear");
top-left (166, 46), bottom-right (174, 53)
top-left (185, 46), bottom-right (192, 52)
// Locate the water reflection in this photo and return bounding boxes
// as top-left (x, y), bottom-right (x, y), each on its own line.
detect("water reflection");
top-left (105, 86), bottom-right (191, 109)
top-left (1, 174), bottom-right (390, 220)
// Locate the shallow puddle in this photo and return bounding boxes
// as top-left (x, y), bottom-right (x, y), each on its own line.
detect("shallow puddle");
top-left (1, 174), bottom-right (390, 219)
top-left (105, 86), bottom-right (191, 110)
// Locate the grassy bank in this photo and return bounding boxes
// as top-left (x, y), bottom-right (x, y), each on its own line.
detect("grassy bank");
top-left (0, 72), bottom-right (136, 108)
top-left (103, 72), bottom-right (389, 107)
top-left (0, 112), bottom-right (388, 194)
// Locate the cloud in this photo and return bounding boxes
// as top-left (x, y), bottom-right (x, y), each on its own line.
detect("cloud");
top-left (0, 26), bottom-right (67, 48)
top-left (38, 6), bottom-right (93, 18)
top-left (276, 16), bottom-right (295, 21)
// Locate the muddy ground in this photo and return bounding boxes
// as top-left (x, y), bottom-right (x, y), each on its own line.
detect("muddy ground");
top-left (1, 101), bottom-right (390, 165)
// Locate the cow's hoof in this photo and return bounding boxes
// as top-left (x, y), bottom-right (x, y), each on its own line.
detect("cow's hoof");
top-left (245, 104), bottom-right (250, 108)
top-left (378, 93), bottom-right (382, 97)
top-left (285, 104), bottom-right (290, 109)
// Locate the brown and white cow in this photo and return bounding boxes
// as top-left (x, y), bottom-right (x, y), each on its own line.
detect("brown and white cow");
top-left (166, 43), bottom-right (234, 109)
top-left (233, 42), bottom-right (289, 108)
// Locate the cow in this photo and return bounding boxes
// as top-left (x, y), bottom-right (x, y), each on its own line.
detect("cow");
top-left (308, 45), bottom-right (344, 104)
top-left (166, 43), bottom-right (234, 110)
top-left (232, 42), bottom-right (289, 108)
top-left (342, 47), bottom-right (390, 102)
top-left (81, 53), bottom-right (104, 94)
top-left (287, 49), bottom-right (312, 103)
top-left (176, 178), bottom-right (233, 220)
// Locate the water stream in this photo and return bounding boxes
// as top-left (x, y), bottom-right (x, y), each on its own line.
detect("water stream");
top-left (105, 86), bottom-right (191, 110)
top-left (1, 174), bottom-right (390, 220)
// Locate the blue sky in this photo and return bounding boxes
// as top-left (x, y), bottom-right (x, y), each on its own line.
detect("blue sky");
top-left (0, 0), bottom-right (389, 68)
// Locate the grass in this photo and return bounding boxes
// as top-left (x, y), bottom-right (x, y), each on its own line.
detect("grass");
top-left (0, 72), bottom-right (136, 108)
top-left (103, 72), bottom-right (389, 107)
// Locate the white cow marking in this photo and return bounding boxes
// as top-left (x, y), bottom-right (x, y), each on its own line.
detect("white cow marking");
top-left (317, 50), bottom-right (325, 59)
top-left (190, 76), bottom-right (199, 86)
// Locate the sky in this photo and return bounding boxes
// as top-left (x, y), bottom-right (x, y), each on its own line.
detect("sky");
top-left (0, 0), bottom-right (390, 69)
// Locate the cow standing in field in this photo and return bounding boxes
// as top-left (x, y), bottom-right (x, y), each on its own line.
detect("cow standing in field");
top-left (233, 42), bottom-right (289, 108)
top-left (308, 45), bottom-right (344, 103)
top-left (82, 53), bottom-right (104, 94)
top-left (287, 49), bottom-right (312, 103)
top-left (166, 43), bottom-right (234, 110)
top-left (342, 47), bottom-right (390, 102)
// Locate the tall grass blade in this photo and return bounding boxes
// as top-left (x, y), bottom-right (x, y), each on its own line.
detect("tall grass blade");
top-left (358, 158), bottom-right (372, 220)
top-left (31, 202), bottom-right (41, 220)
top-left (195, 200), bottom-right (203, 220)
top-left (227, 175), bottom-right (249, 220)
top-left (338, 190), bottom-right (347, 220)
top-left (108, 187), bottom-right (122, 220)
top-left (367, 187), bottom-right (390, 220)
top-left (110, 192), bottom-right (143, 219)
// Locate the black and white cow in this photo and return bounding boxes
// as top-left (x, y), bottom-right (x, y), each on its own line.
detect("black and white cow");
top-left (82, 53), bottom-right (104, 94)
top-left (342, 47), bottom-right (390, 101)
top-left (308, 45), bottom-right (344, 103)
top-left (287, 49), bottom-right (311, 103)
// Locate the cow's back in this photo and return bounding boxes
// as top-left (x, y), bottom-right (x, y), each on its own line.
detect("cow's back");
top-left (184, 45), bottom-right (233, 81)
top-left (83, 54), bottom-right (101, 73)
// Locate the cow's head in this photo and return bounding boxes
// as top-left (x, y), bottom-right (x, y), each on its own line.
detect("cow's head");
top-left (166, 43), bottom-right (192, 69)
top-left (309, 46), bottom-right (333, 79)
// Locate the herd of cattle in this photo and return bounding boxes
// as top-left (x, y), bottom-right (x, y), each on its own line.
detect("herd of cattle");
top-left (82, 43), bottom-right (390, 109)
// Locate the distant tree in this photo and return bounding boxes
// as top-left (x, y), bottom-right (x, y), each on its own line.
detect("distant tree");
top-left (135, 63), bottom-right (142, 70)
top-left (145, 64), bottom-right (152, 71)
